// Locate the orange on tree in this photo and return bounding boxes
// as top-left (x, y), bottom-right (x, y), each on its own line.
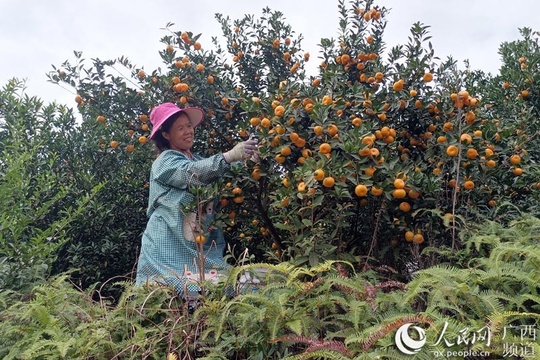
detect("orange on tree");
top-left (327, 124), bottom-right (338, 136)
top-left (405, 231), bottom-right (414, 242)
top-left (313, 169), bottom-right (325, 181)
top-left (319, 143), bottom-right (332, 154)
top-left (413, 233), bottom-right (425, 244)
top-left (280, 145), bottom-right (292, 156)
top-left (249, 117), bottom-right (261, 126)
top-left (274, 105), bottom-right (285, 117)
top-left (393, 189), bottom-right (407, 199)
top-left (392, 79), bottom-right (404, 91)
top-left (322, 176), bottom-right (335, 188)
top-left (464, 180), bottom-right (475, 190)
top-left (261, 118), bottom-right (271, 128)
top-left (399, 202), bottom-right (411, 212)
top-left (393, 178), bottom-right (405, 189)
top-left (322, 95), bottom-right (333, 106)
top-left (423, 72), bottom-right (433, 82)
top-left (355, 184), bottom-right (368, 197)
top-left (509, 154), bottom-right (521, 165)
top-left (446, 145), bottom-right (459, 157)
top-left (466, 148), bottom-right (478, 159)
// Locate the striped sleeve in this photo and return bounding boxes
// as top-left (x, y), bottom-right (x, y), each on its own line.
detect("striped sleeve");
top-left (152, 150), bottom-right (230, 189)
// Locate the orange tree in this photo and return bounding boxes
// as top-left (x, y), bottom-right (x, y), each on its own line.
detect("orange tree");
top-left (48, 0), bottom-right (539, 286)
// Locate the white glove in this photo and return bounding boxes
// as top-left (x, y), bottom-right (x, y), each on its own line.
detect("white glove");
top-left (223, 138), bottom-right (258, 163)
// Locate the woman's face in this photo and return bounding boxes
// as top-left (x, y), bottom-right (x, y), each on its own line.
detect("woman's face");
top-left (162, 113), bottom-right (194, 152)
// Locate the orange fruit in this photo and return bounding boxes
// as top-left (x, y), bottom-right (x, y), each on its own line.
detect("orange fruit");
top-left (412, 233), bottom-right (425, 244)
top-left (289, 132), bottom-right (300, 142)
top-left (399, 202), bottom-right (411, 212)
top-left (251, 168), bottom-right (262, 180)
top-left (460, 133), bottom-right (473, 144)
top-left (232, 187), bottom-right (242, 195)
top-left (302, 149), bottom-right (312, 158)
top-left (312, 78), bottom-right (321, 87)
top-left (408, 189), bottom-right (421, 199)
top-left (466, 148), bottom-right (478, 159)
top-left (261, 118), bottom-right (271, 128)
top-left (393, 178), bottom-right (405, 189)
top-left (503, 81), bottom-right (510, 89)
top-left (322, 177), bottom-right (335, 188)
top-left (249, 117), bottom-right (261, 127)
top-left (423, 72), bottom-right (433, 82)
top-left (207, 75), bottom-right (214, 84)
top-left (139, 114), bottom-right (149, 122)
top-left (138, 136), bottom-right (147, 144)
top-left (322, 95), bottom-right (333, 106)
top-left (75, 94), bottom-right (83, 104)
top-left (126, 144), bottom-right (135, 153)
top-left (509, 154), bottom-right (521, 165)
top-left (446, 145), bottom-right (459, 157)
top-left (313, 169), bottom-right (325, 181)
top-left (137, 70), bottom-right (146, 78)
top-left (486, 159), bottom-right (497, 168)
top-left (405, 231), bottom-right (414, 242)
top-left (294, 137), bottom-right (306, 148)
top-left (110, 140), bottom-right (119, 149)
top-left (297, 182), bottom-right (307, 192)
top-left (274, 105), bottom-right (285, 117)
top-left (352, 117), bottom-right (363, 127)
top-left (319, 143), bottom-right (332, 154)
top-left (392, 79), bottom-right (404, 91)
top-left (513, 167), bottom-right (524, 176)
top-left (233, 196), bottom-right (244, 204)
top-left (437, 136), bottom-right (447, 144)
top-left (409, 89), bottom-right (418, 97)
top-left (97, 115), bottom-right (106, 123)
top-left (465, 111), bottom-right (476, 124)
top-left (327, 124), bottom-right (338, 136)
top-left (463, 180), bottom-right (475, 190)
top-left (393, 189), bottom-right (407, 199)
top-left (280, 146), bottom-right (292, 156)
top-left (355, 184), bottom-right (368, 197)
top-left (313, 125), bottom-right (324, 135)
top-left (195, 235), bottom-right (206, 244)
top-left (364, 166), bottom-right (376, 177)
top-left (275, 154), bottom-right (286, 163)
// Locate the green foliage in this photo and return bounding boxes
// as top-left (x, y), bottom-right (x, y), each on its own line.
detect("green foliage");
top-left (0, 80), bottom-right (99, 292)
top-left (1, 214), bottom-right (538, 358)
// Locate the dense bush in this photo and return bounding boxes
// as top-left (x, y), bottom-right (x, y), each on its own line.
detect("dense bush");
top-left (40, 0), bottom-right (540, 289)
top-left (1, 216), bottom-right (538, 358)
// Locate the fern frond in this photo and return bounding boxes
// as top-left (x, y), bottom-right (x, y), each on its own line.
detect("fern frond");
top-left (272, 335), bottom-right (352, 359)
top-left (345, 313), bottom-right (434, 350)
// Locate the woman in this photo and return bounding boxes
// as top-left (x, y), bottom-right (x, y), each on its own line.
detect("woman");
top-left (135, 102), bottom-right (257, 298)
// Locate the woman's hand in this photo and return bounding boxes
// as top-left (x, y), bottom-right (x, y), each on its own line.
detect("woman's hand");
top-left (223, 138), bottom-right (258, 163)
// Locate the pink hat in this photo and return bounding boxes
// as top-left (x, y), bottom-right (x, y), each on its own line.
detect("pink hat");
top-left (149, 102), bottom-right (204, 139)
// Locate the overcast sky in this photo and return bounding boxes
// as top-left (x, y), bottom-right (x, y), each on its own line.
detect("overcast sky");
top-left (1, 0), bottom-right (538, 109)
